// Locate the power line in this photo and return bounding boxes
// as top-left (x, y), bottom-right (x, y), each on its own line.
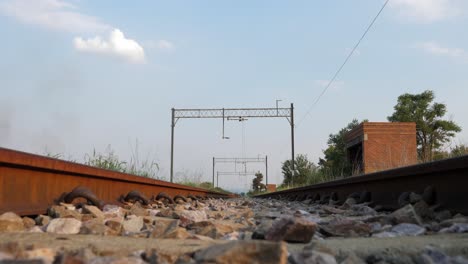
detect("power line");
top-left (297, 0), bottom-right (390, 127)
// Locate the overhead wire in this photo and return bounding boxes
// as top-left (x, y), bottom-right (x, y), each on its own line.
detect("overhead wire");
top-left (296, 0), bottom-right (390, 128)
top-left (275, 0), bottom-right (390, 160)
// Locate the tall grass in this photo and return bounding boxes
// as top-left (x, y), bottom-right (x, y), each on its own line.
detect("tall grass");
top-left (44, 144), bottom-right (163, 180)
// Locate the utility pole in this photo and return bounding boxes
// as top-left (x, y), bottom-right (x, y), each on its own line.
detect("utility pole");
top-left (291, 103), bottom-right (295, 181)
top-left (170, 108), bottom-right (175, 183)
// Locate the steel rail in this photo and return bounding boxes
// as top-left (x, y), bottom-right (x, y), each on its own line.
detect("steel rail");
top-left (256, 155), bottom-right (468, 214)
top-left (0, 147), bottom-right (233, 216)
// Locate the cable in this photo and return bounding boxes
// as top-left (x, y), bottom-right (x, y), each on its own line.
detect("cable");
top-left (296, 0), bottom-right (390, 127)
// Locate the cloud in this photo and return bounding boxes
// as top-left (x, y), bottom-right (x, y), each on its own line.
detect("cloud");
top-left (74, 29), bottom-right (146, 63)
top-left (389, 0), bottom-right (462, 23)
top-left (0, 0), bottom-right (109, 33)
top-left (1, 0), bottom-right (147, 63)
top-left (416, 41), bottom-right (467, 61)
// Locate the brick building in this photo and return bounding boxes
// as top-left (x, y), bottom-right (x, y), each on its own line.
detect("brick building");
top-left (344, 122), bottom-right (417, 174)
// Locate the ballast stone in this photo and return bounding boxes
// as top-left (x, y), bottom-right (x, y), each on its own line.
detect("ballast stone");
top-left (46, 218), bottom-right (82, 234)
top-left (0, 212), bottom-right (25, 232)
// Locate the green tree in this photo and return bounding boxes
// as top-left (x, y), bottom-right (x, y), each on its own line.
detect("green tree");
top-left (281, 154), bottom-right (316, 186)
top-left (450, 144), bottom-right (468, 157)
top-left (387, 90), bottom-right (461, 162)
top-left (252, 172), bottom-right (266, 192)
top-left (318, 119), bottom-right (365, 177)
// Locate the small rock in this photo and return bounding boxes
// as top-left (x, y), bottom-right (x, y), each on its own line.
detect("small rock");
top-left (391, 223), bottom-right (426, 236)
top-left (156, 208), bottom-right (175, 218)
top-left (322, 206), bottom-right (348, 215)
top-left (35, 215), bottom-right (51, 226)
top-left (122, 215), bottom-right (144, 233)
top-left (129, 202), bottom-right (148, 217)
top-left (341, 198), bottom-right (357, 209)
top-left (413, 200), bottom-right (434, 220)
top-left (46, 218), bottom-right (82, 234)
top-left (27, 226), bottom-right (44, 233)
top-left (105, 218), bottom-right (123, 234)
top-left (81, 213), bottom-right (95, 222)
top-left (177, 210), bottom-right (208, 227)
top-left (83, 205), bottom-right (105, 220)
top-left (439, 223), bottom-right (468, 234)
top-left (340, 253), bottom-right (366, 264)
top-left (194, 240), bottom-right (288, 264)
top-left (350, 205), bottom-right (378, 216)
top-left (102, 204), bottom-right (126, 219)
top-left (389, 204), bottom-right (423, 225)
top-left (148, 209), bottom-right (160, 217)
top-left (409, 192), bottom-right (422, 204)
top-left (372, 231), bottom-right (398, 238)
top-left (252, 219), bottom-right (273, 239)
top-left (188, 221), bottom-right (235, 239)
top-left (25, 248), bottom-right (56, 264)
top-left (434, 210), bottom-right (452, 222)
top-left (441, 217), bottom-right (468, 227)
top-left (48, 205), bottom-right (82, 220)
top-left (162, 227), bottom-right (192, 239)
top-left (22, 217), bottom-right (36, 229)
top-left (321, 219), bottom-right (371, 238)
top-left (420, 246), bottom-right (468, 264)
top-left (80, 218), bottom-right (107, 235)
top-left (290, 249), bottom-right (337, 264)
top-left (0, 251), bottom-right (14, 260)
top-left (150, 217), bottom-right (180, 238)
top-left (265, 216), bottom-right (317, 243)
top-left (0, 212), bottom-right (25, 232)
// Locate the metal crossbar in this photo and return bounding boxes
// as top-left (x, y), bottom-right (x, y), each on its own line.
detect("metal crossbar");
top-left (212, 156), bottom-right (268, 187)
top-left (170, 104), bottom-right (295, 183)
top-left (174, 108), bottom-right (291, 119)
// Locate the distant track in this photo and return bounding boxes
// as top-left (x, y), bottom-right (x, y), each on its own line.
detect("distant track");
top-left (0, 147), bottom-right (233, 216)
top-left (256, 155), bottom-right (468, 214)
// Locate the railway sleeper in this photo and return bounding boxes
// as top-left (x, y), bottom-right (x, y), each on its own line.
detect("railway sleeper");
top-left (120, 190), bottom-right (150, 206)
top-left (56, 186), bottom-right (105, 209)
top-left (155, 192), bottom-right (174, 204)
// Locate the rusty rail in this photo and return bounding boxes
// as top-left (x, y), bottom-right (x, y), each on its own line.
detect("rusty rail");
top-left (256, 155), bottom-right (468, 214)
top-left (0, 148), bottom-right (233, 216)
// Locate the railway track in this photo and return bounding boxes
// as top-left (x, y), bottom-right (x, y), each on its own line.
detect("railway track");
top-left (256, 155), bottom-right (468, 215)
top-left (0, 147), bottom-right (233, 216)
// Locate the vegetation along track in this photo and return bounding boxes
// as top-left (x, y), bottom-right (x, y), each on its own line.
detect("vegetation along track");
top-left (0, 147), bottom-right (233, 216)
top-left (256, 155), bottom-right (468, 215)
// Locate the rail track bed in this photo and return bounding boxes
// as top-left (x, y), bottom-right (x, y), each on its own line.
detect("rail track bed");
top-left (1, 149), bottom-right (468, 263)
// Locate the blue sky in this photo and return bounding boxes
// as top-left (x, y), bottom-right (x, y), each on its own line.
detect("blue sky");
top-left (1, 0), bottom-right (467, 192)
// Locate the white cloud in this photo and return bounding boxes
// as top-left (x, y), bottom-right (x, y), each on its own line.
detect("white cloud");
top-left (1, 0), bottom-right (148, 63)
top-left (416, 41), bottom-right (467, 61)
top-left (389, 0), bottom-right (462, 23)
top-left (0, 0), bottom-right (109, 33)
top-left (74, 29), bottom-right (146, 63)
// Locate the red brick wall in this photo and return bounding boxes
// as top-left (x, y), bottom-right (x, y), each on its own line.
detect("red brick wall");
top-left (362, 122), bottom-right (417, 173)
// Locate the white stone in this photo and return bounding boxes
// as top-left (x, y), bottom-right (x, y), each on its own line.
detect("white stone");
top-left (46, 218), bottom-right (82, 234)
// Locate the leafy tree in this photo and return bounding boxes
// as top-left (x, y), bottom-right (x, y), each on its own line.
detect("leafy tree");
top-left (318, 119), bottom-right (366, 177)
top-left (252, 172), bottom-right (266, 192)
top-left (281, 154), bottom-right (316, 186)
top-left (387, 90), bottom-right (461, 162)
top-left (450, 144), bottom-right (468, 157)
